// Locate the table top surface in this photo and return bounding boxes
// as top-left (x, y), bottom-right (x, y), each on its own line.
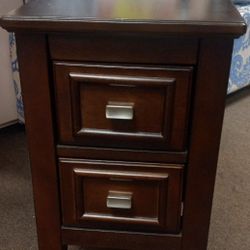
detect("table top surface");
top-left (0, 0), bottom-right (246, 36)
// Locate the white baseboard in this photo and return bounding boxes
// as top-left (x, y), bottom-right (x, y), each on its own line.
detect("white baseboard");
top-left (0, 119), bottom-right (19, 129)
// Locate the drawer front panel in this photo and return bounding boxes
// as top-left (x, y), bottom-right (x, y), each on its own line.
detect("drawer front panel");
top-left (49, 34), bottom-right (198, 65)
top-left (59, 159), bottom-right (183, 233)
top-left (54, 63), bottom-right (193, 150)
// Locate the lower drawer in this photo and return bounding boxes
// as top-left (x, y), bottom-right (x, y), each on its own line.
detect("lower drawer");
top-left (59, 158), bottom-right (183, 233)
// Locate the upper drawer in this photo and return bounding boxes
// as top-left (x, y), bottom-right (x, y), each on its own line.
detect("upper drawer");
top-left (54, 63), bottom-right (193, 151)
top-left (49, 34), bottom-right (198, 65)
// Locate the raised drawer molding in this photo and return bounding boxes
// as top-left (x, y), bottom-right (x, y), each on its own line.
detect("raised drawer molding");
top-left (54, 63), bottom-right (193, 150)
top-left (0, 0), bottom-right (246, 250)
top-left (59, 159), bottom-right (183, 233)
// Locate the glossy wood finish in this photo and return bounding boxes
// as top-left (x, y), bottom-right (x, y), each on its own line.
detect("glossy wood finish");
top-left (57, 145), bottom-right (188, 164)
top-left (0, 0), bottom-right (246, 250)
top-left (62, 227), bottom-right (182, 250)
top-left (54, 63), bottom-right (193, 150)
top-left (182, 38), bottom-right (234, 250)
top-left (59, 158), bottom-right (183, 233)
top-left (0, 0), bottom-right (246, 35)
top-left (49, 34), bottom-right (198, 65)
top-left (15, 34), bottom-right (63, 250)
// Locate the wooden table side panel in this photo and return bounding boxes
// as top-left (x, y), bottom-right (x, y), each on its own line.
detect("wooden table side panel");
top-left (15, 34), bottom-right (64, 250)
top-left (181, 38), bottom-right (234, 250)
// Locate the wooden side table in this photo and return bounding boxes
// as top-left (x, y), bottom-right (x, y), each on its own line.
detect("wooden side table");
top-left (0, 0), bottom-right (246, 249)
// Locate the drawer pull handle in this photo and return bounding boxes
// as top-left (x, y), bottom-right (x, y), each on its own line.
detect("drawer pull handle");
top-left (106, 191), bottom-right (132, 209)
top-left (106, 102), bottom-right (134, 120)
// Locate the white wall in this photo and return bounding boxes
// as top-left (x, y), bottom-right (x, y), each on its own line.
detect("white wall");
top-left (0, 0), bottom-right (23, 127)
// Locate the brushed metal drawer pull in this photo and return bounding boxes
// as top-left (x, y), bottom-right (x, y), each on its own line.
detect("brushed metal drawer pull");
top-left (106, 191), bottom-right (132, 209)
top-left (106, 102), bottom-right (134, 120)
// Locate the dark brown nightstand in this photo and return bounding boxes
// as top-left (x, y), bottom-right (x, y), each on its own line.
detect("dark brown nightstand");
top-left (0, 0), bottom-right (246, 249)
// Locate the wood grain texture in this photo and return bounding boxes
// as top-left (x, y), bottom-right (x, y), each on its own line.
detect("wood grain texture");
top-left (49, 34), bottom-right (198, 65)
top-left (62, 227), bottom-right (182, 250)
top-left (0, 0), bottom-right (246, 36)
top-left (181, 38), bottom-right (234, 250)
top-left (15, 34), bottom-right (64, 250)
top-left (1, 1), bottom-right (244, 249)
top-left (59, 158), bottom-right (183, 233)
top-left (57, 145), bottom-right (188, 164)
top-left (54, 63), bottom-right (193, 151)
